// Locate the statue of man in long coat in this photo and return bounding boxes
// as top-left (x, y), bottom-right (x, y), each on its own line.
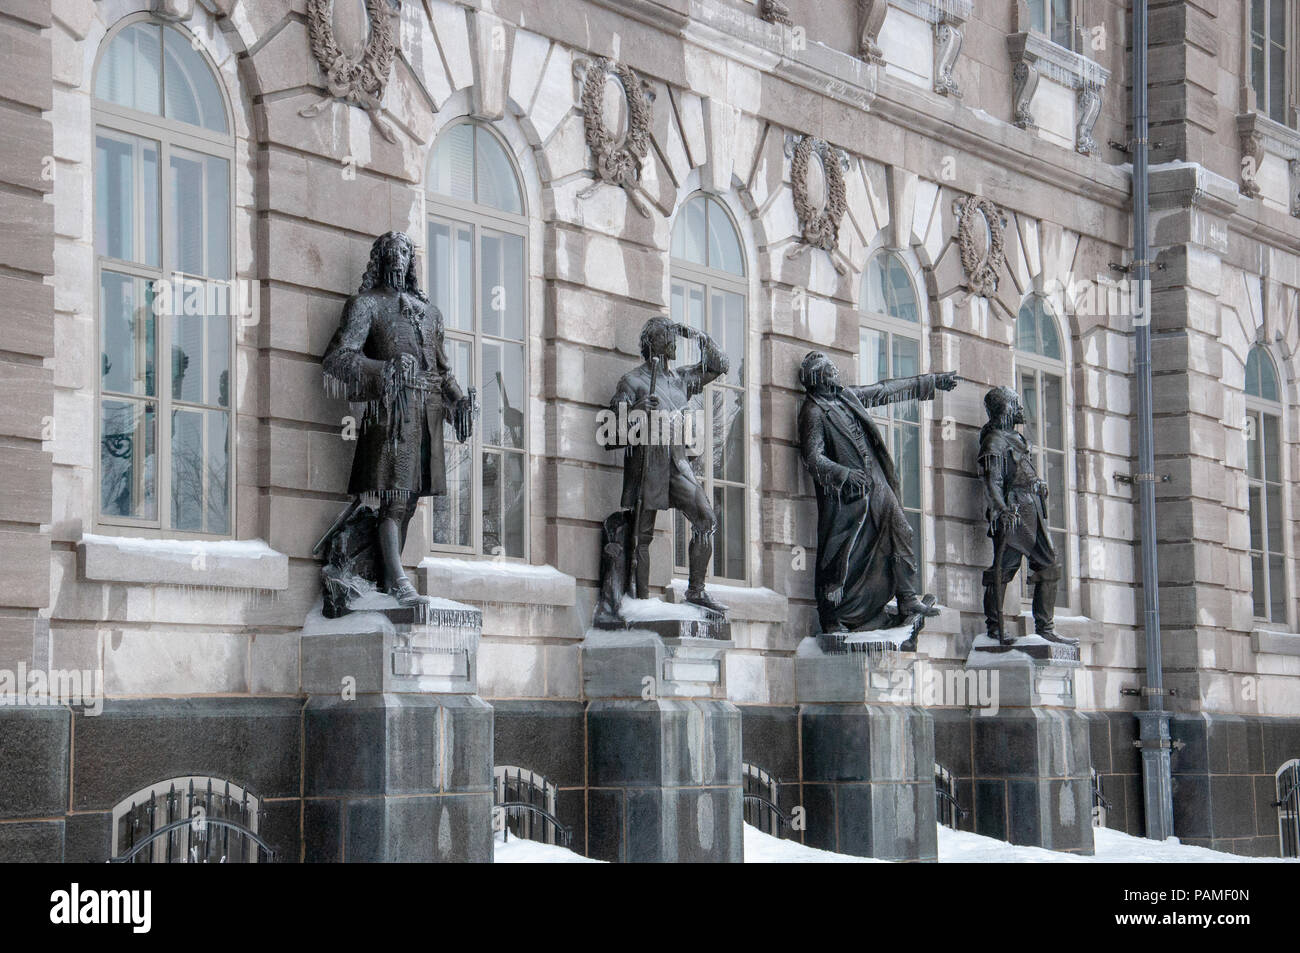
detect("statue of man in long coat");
top-left (797, 350), bottom-right (955, 633)
top-left (317, 231), bottom-right (474, 613)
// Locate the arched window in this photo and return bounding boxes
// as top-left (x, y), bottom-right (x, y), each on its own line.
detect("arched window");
top-left (426, 121), bottom-right (528, 558)
top-left (1015, 295), bottom-right (1068, 599)
top-left (1246, 345), bottom-right (1286, 622)
top-left (94, 17), bottom-right (234, 534)
top-left (669, 194), bottom-right (748, 582)
top-left (859, 250), bottom-right (924, 559)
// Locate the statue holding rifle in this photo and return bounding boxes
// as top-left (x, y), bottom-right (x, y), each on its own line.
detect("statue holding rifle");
top-left (593, 315), bottom-right (730, 625)
top-left (797, 350), bottom-right (955, 635)
top-left (977, 385), bottom-right (1076, 646)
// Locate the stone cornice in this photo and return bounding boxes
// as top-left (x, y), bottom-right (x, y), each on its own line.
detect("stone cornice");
top-left (1149, 162), bottom-right (1240, 216)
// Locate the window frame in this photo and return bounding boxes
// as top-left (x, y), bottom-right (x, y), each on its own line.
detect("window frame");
top-left (91, 14), bottom-right (237, 538)
top-left (1251, 0), bottom-right (1293, 126)
top-left (424, 119), bottom-right (531, 561)
top-left (1245, 345), bottom-right (1289, 625)
top-left (1013, 294), bottom-right (1072, 608)
top-left (669, 192), bottom-right (750, 585)
top-left (1027, 0), bottom-right (1077, 51)
top-left (857, 248), bottom-right (928, 590)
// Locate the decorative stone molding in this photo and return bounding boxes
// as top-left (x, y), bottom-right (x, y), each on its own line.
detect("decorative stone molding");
top-left (1236, 111), bottom-right (1300, 215)
top-left (952, 194), bottom-right (1007, 297)
top-left (857, 0), bottom-right (888, 65)
top-left (572, 56), bottom-right (655, 217)
top-left (933, 13), bottom-right (965, 98)
top-left (152, 0), bottom-right (195, 20)
top-left (784, 133), bottom-right (850, 271)
top-left (300, 0), bottom-right (399, 143)
top-left (758, 0), bottom-right (792, 26)
top-left (1006, 31), bottom-right (1109, 155)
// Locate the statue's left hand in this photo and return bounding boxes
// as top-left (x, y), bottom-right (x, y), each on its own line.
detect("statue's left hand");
top-left (935, 371), bottom-right (958, 392)
top-left (453, 395), bottom-right (475, 442)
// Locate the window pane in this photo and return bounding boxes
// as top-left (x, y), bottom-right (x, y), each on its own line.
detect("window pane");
top-left (866, 253), bottom-right (918, 322)
top-left (162, 25), bottom-right (227, 133)
top-left (482, 450), bottom-right (502, 555)
top-left (454, 225), bottom-right (473, 331)
top-left (169, 147), bottom-right (229, 278)
top-left (1247, 411), bottom-right (1262, 479)
top-left (480, 229), bottom-right (525, 340)
top-left (481, 340), bottom-right (525, 450)
top-left (100, 272), bottom-right (155, 397)
top-left (713, 484), bottom-right (745, 580)
top-left (1046, 450), bottom-right (1066, 530)
top-left (1249, 484), bottom-right (1264, 551)
top-left (1051, 530), bottom-right (1067, 600)
top-left (100, 398), bottom-right (157, 520)
top-left (206, 408), bottom-right (230, 533)
top-left (859, 327), bottom-right (887, 387)
top-left (1039, 309), bottom-right (1062, 359)
top-left (1270, 40), bottom-right (1287, 124)
top-left (171, 312), bottom-right (204, 403)
top-left (428, 219), bottom-right (452, 321)
top-left (95, 130), bottom-right (160, 266)
top-left (1252, 42), bottom-right (1266, 105)
top-left (1019, 371), bottom-right (1040, 446)
top-left (1267, 485), bottom-right (1283, 553)
top-left (706, 198), bottom-right (744, 275)
top-left (1016, 304), bottom-right (1038, 352)
top-left (893, 335), bottom-right (920, 423)
top-left (431, 436), bottom-right (472, 549)
top-left (501, 451), bottom-right (526, 558)
top-left (1263, 413), bottom-right (1281, 483)
top-left (1251, 554), bottom-right (1267, 617)
top-left (711, 289), bottom-right (745, 385)
top-left (1268, 555), bottom-right (1287, 622)
top-left (1253, 0), bottom-right (1266, 38)
top-left (207, 312), bottom-right (230, 407)
top-left (170, 407), bottom-right (204, 531)
top-left (895, 421), bottom-right (921, 510)
top-left (96, 22), bottom-right (161, 116)
top-left (474, 128), bottom-right (522, 214)
top-left (1043, 372), bottom-right (1064, 450)
top-left (429, 123), bottom-right (474, 202)
top-left (712, 387), bottom-right (744, 483)
top-left (672, 197), bottom-right (707, 266)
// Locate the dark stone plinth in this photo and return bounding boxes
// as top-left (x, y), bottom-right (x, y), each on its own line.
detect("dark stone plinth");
top-left (798, 703), bottom-right (938, 861)
top-left (594, 616), bottom-right (731, 641)
top-left (303, 693), bottom-right (493, 862)
top-left (970, 635), bottom-right (1081, 663)
top-left (0, 707), bottom-right (69, 820)
top-left (586, 698), bottom-right (743, 862)
top-left (970, 707), bottom-right (1094, 853)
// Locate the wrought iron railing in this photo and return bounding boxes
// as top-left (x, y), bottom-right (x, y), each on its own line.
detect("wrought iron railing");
top-left (110, 777), bottom-right (274, 863)
top-left (1090, 767), bottom-right (1113, 828)
top-left (934, 762), bottom-right (968, 829)
top-left (741, 763), bottom-right (793, 836)
top-left (494, 766), bottom-right (572, 848)
top-left (1274, 760), bottom-right (1299, 859)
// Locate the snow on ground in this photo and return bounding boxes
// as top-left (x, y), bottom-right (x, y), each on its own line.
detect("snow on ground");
top-left (493, 826), bottom-right (1296, 863)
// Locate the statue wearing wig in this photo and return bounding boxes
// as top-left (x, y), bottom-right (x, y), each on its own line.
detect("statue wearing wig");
top-left (316, 231), bottom-right (475, 616)
top-left (978, 385), bottom-right (1076, 645)
top-left (797, 350), bottom-right (955, 633)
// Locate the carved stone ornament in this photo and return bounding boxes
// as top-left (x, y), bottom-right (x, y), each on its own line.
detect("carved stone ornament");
top-left (952, 195), bottom-right (1008, 298)
top-left (573, 57), bottom-right (655, 217)
top-left (759, 0), bottom-right (793, 27)
top-left (785, 134), bottom-right (850, 270)
top-left (300, 0), bottom-right (399, 143)
top-left (934, 15), bottom-right (964, 97)
top-left (857, 0), bottom-right (887, 65)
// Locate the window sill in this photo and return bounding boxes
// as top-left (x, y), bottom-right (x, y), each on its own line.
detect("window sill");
top-left (1251, 627), bottom-right (1300, 657)
top-left (1235, 111), bottom-right (1300, 214)
top-left (666, 579), bottom-right (789, 624)
top-left (417, 556), bottom-right (577, 607)
top-left (1005, 31), bottom-right (1109, 155)
top-left (78, 533), bottom-right (289, 590)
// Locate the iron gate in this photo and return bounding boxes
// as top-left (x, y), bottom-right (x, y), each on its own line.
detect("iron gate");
top-left (1276, 759), bottom-right (1299, 859)
top-left (110, 777), bottom-right (275, 863)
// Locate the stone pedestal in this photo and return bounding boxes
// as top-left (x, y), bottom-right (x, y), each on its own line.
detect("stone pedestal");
top-left (300, 598), bottom-right (493, 862)
top-left (794, 638), bottom-right (938, 861)
top-left (582, 627), bottom-right (743, 862)
top-left (964, 637), bottom-right (1094, 853)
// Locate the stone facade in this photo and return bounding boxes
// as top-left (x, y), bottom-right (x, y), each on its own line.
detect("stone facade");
top-left (0, 0), bottom-right (1297, 861)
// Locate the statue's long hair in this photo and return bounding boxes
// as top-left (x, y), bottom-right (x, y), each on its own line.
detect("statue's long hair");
top-left (799, 350), bottom-right (838, 393)
top-left (358, 231), bottom-right (427, 303)
top-left (980, 385), bottom-right (1021, 444)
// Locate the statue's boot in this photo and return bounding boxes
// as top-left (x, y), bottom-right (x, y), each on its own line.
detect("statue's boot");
top-left (1030, 567), bottom-right (1077, 645)
top-left (685, 587), bottom-right (728, 616)
top-left (379, 517), bottom-right (424, 606)
top-left (897, 592), bottom-right (940, 618)
top-left (982, 567), bottom-right (1016, 645)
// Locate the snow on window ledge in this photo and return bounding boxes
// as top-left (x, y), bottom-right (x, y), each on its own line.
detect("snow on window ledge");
top-left (1251, 627), bottom-right (1300, 657)
top-left (418, 556), bottom-right (577, 608)
top-left (78, 534), bottom-right (289, 591)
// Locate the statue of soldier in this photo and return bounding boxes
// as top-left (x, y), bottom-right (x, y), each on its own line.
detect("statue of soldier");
top-left (978, 385), bottom-right (1076, 645)
top-left (316, 230), bottom-right (475, 615)
top-left (797, 351), bottom-right (955, 633)
top-left (607, 315), bottom-right (730, 616)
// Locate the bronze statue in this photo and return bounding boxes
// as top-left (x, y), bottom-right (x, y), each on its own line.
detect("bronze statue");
top-left (978, 385), bottom-right (1076, 646)
top-left (315, 231), bottom-right (475, 617)
top-left (797, 351), bottom-right (954, 634)
top-left (595, 315), bottom-right (730, 622)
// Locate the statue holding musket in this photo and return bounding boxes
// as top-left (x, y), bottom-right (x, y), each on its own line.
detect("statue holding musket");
top-left (797, 351), bottom-right (955, 633)
top-left (595, 315), bottom-right (730, 621)
top-left (978, 386), bottom-right (1076, 645)
top-left (315, 230), bottom-right (476, 617)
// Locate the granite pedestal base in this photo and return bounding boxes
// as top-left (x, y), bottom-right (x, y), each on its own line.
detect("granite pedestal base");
top-left (300, 599), bottom-right (493, 863)
top-left (795, 642), bottom-right (938, 861)
top-left (582, 628), bottom-right (743, 862)
top-left (964, 640), bottom-right (1094, 854)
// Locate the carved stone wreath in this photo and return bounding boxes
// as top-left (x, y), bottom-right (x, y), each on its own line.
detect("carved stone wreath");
top-left (574, 57), bottom-right (655, 216)
top-left (300, 0), bottom-right (398, 143)
top-left (785, 134), bottom-right (849, 257)
top-left (952, 195), bottom-right (1008, 297)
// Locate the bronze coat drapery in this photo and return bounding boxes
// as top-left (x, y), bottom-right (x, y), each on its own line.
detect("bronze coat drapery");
top-left (322, 290), bottom-right (465, 499)
top-left (799, 375), bottom-right (939, 628)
